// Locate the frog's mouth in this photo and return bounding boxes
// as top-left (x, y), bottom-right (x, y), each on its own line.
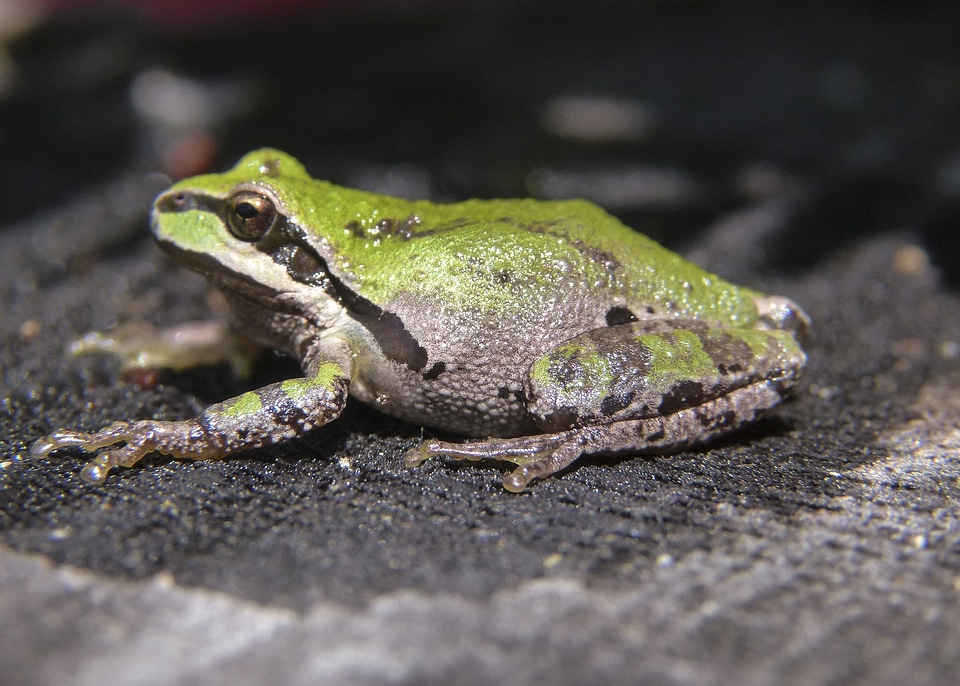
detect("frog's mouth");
top-left (155, 239), bottom-right (265, 289)
top-left (154, 239), bottom-right (310, 317)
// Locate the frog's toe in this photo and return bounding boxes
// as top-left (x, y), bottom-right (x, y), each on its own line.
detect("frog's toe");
top-left (80, 459), bottom-right (111, 483)
top-left (30, 422), bottom-right (134, 457)
top-left (30, 429), bottom-right (106, 458)
top-left (29, 436), bottom-right (60, 459)
top-left (503, 465), bottom-right (537, 493)
top-left (72, 441), bottom-right (148, 481)
top-left (502, 435), bottom-right (590, 492)
top-left (403, 443), bottom-right (433, 468)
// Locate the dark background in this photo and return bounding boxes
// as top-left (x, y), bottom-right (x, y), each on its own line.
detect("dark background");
top-left (2, 2), bottom-right (960, 684)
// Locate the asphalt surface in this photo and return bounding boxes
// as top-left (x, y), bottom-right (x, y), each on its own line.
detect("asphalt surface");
top-left (2, 3), bottom-right (960, 685)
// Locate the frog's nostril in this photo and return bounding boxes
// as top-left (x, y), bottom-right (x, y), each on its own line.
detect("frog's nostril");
top-left (156, 191), bottom-right (195, 213)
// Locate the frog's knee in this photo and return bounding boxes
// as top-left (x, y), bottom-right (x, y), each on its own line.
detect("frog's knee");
top-left (523, 342), bottom-right (616, 430)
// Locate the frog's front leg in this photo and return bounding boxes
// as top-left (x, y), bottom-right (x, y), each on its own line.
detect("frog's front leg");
top-left (31, 346), bottom-right (351, 483)
top-left (407, 321), bottom-right (806, 492)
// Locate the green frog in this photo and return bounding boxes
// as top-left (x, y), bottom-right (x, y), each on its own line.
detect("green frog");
top-left (31, 149), bottom-right (808, 491)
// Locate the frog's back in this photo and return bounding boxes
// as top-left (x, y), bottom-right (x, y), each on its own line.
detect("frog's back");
top-left (225, 150), bottom-right (758, 330)
top-left (316, 189), bottom-right (760, 331)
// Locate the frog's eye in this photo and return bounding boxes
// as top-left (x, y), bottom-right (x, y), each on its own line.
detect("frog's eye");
top-left (226, 191), bottom-right (278, 241)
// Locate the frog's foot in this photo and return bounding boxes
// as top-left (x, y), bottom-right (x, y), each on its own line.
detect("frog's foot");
top-left (30, 420), bottom-right (210, 483)
top-left (404, 429), bottom-right (585, 493)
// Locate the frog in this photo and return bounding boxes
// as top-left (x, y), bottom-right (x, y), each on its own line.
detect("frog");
top-left (30, 149), bottom-right (808, 492)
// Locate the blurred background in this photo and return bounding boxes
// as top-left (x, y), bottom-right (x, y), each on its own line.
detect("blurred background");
top-left (3, 0), bottom-right (959, 282)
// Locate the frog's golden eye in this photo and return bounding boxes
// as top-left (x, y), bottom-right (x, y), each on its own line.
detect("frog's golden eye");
top-left (226, 191), bottom-right (277, 241)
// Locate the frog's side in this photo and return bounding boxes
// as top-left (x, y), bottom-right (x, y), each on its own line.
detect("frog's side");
top-left (31, 149), bottom-right (808, 491)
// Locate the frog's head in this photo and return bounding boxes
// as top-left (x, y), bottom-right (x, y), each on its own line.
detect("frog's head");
top-left (151, 149), bottom-right (347, 328)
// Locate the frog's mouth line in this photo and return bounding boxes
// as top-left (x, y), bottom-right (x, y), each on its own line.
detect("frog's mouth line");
top-left (155, 240), bottom-right (318, 321)
top-left (154, 240), bottom-right (269, 290)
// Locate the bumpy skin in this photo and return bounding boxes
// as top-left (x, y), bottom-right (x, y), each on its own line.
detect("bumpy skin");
top-left (32, 149), bottom-right (808, 491)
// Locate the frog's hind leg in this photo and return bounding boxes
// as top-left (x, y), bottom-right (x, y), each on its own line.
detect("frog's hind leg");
top-left (513, 379), bottom-right (787, 491)
top-left (405, 379), bottom-right (789, 492)
top-left (406, 425), bottom-right (631, 493)
top-left (405, 430), bottom-right (582, 492)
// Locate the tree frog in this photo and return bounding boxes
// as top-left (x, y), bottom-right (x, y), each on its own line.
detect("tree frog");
top-left (31, 149), bottom-right (808, 492)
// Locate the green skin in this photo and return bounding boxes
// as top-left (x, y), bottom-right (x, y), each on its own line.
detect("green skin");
top-left (31, 149), bottom-right (808, 492)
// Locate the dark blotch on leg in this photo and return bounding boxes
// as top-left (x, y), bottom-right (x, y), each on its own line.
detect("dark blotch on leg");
top-left (696, 409), bottom-right (738, 430)
top-left (643, 426), bottom-right (666, 442)
top-left (600, 392), bottom-right (634, 417)
top-left (657, 380), bottom-right (706, 415)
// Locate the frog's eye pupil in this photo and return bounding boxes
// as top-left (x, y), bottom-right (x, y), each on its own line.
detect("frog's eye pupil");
top-left (235, 201), bottom-right (259, 219)
top-left (226, 191), bottom-right (277, 241)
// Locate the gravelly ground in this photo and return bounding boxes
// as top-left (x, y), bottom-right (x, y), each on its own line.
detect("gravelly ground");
top-left (2, 3), bottom-right (960, 684)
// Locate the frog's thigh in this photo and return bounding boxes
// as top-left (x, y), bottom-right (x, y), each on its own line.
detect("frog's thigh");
top-left (523, 322), bottom-right (801, 431)
top-left (584, 377), bottom-right (788, 455)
